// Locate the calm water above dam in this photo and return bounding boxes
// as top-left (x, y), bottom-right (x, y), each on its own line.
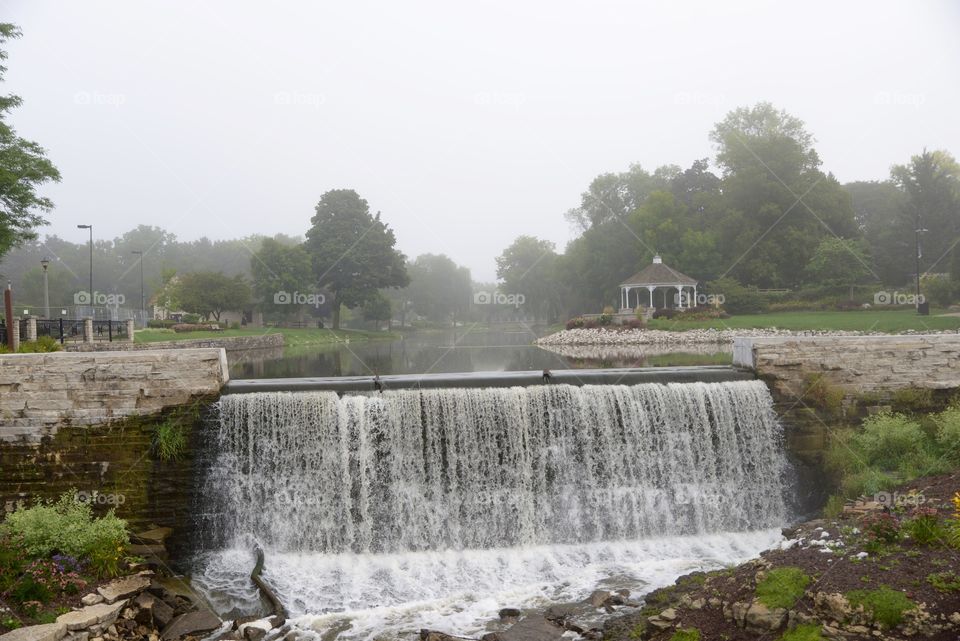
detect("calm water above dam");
top-left (230, 328), bottom-right (731, 378)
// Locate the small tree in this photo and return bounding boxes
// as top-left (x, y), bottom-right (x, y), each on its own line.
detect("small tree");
top-left (804, 237), bottom-right (873, 299)
top-left (361, 292), bottom-right (392, 330)
top-left (174, 272), bottom-right (251, 322)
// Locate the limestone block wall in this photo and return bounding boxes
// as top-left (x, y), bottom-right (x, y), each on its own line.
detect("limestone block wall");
top-left (64, 332), bottom-right (284, 353)
top-left (0, 348), bottom-right (229, 443)
top-left (734, 334), bottom-right (960, 400)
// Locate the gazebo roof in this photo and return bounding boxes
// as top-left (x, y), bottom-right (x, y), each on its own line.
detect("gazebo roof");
top-left (620, 255), bottom-right (697, 287)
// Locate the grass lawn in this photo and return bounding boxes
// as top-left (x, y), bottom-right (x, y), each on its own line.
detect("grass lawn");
top-left (646, 309), bottom-right (960, 333)
top-left (134, 327), bottom-right (397, 347)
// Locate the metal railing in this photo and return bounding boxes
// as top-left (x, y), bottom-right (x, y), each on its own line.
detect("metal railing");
top-left (91, 319), bottom-right (128, 342)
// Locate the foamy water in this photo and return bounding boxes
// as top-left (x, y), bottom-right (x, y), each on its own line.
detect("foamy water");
top-left (193, 529), bottom-right (781, 640)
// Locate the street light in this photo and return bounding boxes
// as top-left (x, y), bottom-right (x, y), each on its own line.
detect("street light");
top-left (40, 256), bottom-right (50, 319)
top-left (77, 224), bottom-right (93, 306)
top-left (131, 250), bottom-right (145, 325)
top-left (915, 226), bottom-right (928, 315)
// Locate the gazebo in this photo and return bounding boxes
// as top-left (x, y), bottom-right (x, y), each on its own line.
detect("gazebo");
top-left (619, 255), bottom-right (698, 311)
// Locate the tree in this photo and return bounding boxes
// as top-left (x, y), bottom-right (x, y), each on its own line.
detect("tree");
top-left (361, 292), bottom-right (392, 330)
top-left (564, 164), bottom-right (671, 231)
top-left (496, 236), bottom-right (562, 322)
top-left (843, 181), bottom-right (909, 284)
top-left (305, 189), bottom-right (409, 329)
top-left (403, 254), bottom-right (471, 325)
top-left (804, 237), bottom-right (873, 298)
top-left (709, 102), bottom-right (859, 287)
top-left (891, 149), bottom-right (960, 278)
top-left (0, 24), bottom-right (61, 260)
top-left (251, 238), bottom-right (315, 320)
top-left (173, 271), bottom-right (251, 322)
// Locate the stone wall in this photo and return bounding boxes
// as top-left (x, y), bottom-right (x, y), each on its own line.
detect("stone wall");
top-left (65, 332), bottom-right (284, 353)
top-left (0, 348), bottom-right (228, 443)
top-left (733, 334), bottom-right (960, 400)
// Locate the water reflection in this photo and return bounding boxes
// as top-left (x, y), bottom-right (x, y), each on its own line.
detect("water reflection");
top-left (229, 328), bottom-right (732, 379)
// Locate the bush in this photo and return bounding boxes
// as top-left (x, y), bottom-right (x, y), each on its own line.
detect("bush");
top-left (17, 336), bottom-right (62, 353)
top-left (934, 408), bottom-right (960, 464)
top-left (668, 629), bottom-right (700, 641)
top-left (903, 507), bottom-right (946, 545)
top-left (0, 492), bottom-right (128, 577)
top-left (921, 274), bottom-right (955, 307)
top-left (146, 319), bottom-right (178, 329)
top-left (755, 567), bottom-right (811, 609)
top-left (861, 512), bottom-right (901, 543)
top-left (705, 277), bottom-right (768, 314)
top-left (845, 586), bottom-right (915, 628)
top-left (779, 624), bottom-right (824, 641)
top-left (565, 317), bottom-right (585, 330)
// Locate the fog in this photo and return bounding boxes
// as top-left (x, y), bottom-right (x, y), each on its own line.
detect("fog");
top-left (4, 0), bottom-right (959, 280)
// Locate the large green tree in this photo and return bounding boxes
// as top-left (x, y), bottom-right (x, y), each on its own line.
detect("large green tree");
top-left (251, 237), bottom-right (315, 320)
top-left (496, 235), bottom-right (563, 322)
top-left (891, 149), bottom-right (960, 279)
top-left (304, 189), bottom-right (409, 329)
top-left (843, 181), bottom-right (909, 285)
top-left (172, 271), bottom-right (251, 322)
top-left (0, 24), bottom-right (60, 260)
top-left (403, 253), bottom-right (471, 325)
top-left (710, 102), bottom-right (859, 288)
top-left (804, 237), bottom-right (873, 298)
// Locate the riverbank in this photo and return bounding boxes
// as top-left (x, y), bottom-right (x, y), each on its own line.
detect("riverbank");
top-left (536, 327), bottom-right (928, 346)
top-left (134, 327), bottom-right (397, 348)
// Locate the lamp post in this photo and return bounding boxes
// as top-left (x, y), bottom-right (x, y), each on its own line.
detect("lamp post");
top-left (131, 250), bottom-right (144, 325)
top-left (915, 225), bottom-right (928, 315)
top-left (40, 256), bottom-right (50, 319)
top-left (77, 224), bottom-right (93, 306)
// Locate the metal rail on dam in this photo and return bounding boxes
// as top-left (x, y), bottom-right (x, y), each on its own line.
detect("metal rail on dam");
top-left (221, 365), bottom-right (755, 394)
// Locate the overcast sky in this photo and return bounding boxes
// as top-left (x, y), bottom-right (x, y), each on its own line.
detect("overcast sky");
top-left (4, 0), bottom-right (959, 281)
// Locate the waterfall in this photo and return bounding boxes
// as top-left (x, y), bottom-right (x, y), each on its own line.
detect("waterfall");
top-left (198, 380), bottom-right (787, 554)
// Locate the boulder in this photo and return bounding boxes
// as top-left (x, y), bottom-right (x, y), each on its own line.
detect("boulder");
top-left (56, 602), bottom-right (126, 631)
top-left (500, 616), bottom-right (566, 641)
top-left (587, 590), bottom-right (610, 608)
top-left (97, 575), bottom-right (151, 604)
top-left (601, 611), bottom-right (646, 641)
top-left (744, 602), bottom-right (788, 632)
top-left (498, 608), bottom-right (521, 620)
top-left (160, 610), bottom-right (222, 641)
top-left (131, 527), bottom-right (173, 545)
top-left (0, 623), bottom-right (68, 641)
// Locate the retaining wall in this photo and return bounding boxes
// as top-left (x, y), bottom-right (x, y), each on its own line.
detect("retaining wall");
top-left (0, 348), bottom-right (228, 443)
top-left (733, 334), bottom-right (960, 400)
top-left (65, 332), bottom-right (284, 353)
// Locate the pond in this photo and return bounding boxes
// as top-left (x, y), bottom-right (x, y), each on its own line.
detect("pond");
top-left (229, 327), bottom-right (732, 378)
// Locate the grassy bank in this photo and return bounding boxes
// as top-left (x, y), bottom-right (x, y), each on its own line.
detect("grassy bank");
top-left (646, 309), bottom-right (960, 333)
top-left (134, 327), bottom-right (398, 347)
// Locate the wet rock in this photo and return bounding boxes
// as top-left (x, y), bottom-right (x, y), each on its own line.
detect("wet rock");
top-left (587, 590), bottom-right (610, 608)
top-left (159, 610), bottom-right (221, 641)
top-left (601, 610), bottom-right (647, 641)
top-left (500, 616), bottom-right (566, 641)
top-left (498, 608), bottom-right (521, 620)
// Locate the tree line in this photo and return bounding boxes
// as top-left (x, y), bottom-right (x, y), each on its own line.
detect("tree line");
top-left (495, 103), bottom-right (960, 319)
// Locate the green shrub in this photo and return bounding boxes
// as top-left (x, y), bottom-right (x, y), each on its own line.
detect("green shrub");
top-left (802, 374), bottom-right (845, 414)
top-left (822, 495), bottom-right (846, 518)
top-left (846, 586), bottom-right (916, 628)
top-left (890, 387), bottom-right (936, 413)
top-left (668, 629), bottom-right (700, 641)
top-left (927, 571), bottom-right (960, 592)
top-left (779, 624), bottom-right (824, 641)
top-left (705, 277), bottom-right (768, 314)
top-left (935, 408), bottom-right (960, 464)
top-left (152, 420), bottom-right (188, 462)
top-left (903, 508), bottom-right (946, 545)
top-left (17, 336), bottom-right (62, 353)
top-left (0, 492), bottom-right (128, 577)
top-left (756, 567), bottom-right (811, 609)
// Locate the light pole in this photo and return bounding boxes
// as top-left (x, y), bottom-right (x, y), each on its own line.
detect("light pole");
top-left (40, 257), bottom-right (50, 319)
top-left (915, 224), bottom-right (928, 315)
top-left (131, 250), bottom-right (144, 325)
top-left (77, 224), bottom-right (93, 306)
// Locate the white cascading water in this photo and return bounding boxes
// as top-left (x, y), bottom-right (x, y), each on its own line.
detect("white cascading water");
top-left (193, 380), bottom-right (789, 639)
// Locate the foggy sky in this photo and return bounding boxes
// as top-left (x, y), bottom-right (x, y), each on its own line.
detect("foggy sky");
top-left (4, 0), bottom-right (959, 281)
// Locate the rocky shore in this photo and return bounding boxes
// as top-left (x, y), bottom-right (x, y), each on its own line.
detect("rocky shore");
top-left (536, 327), bottom-right (955, 346)
top-left (418, 472), bottom-right (960, 641)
